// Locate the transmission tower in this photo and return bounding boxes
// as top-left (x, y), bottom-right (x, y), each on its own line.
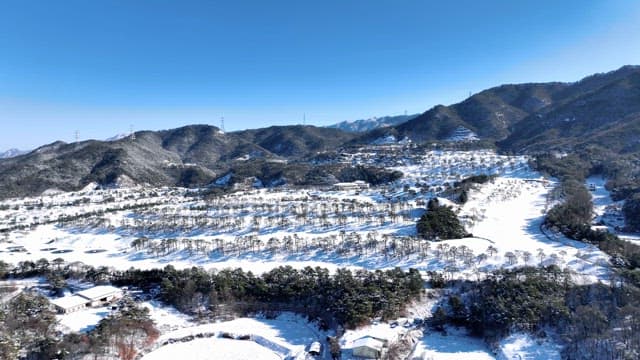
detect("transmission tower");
top-left (220, 116), bottom-right (225, 132)
top-left (75, 130), bottom-right (79, 150)
top-left (130, 125), bottom-right (135, 140)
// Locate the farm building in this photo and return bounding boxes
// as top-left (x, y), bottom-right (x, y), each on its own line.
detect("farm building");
top-left (51, 285), bottom-right (123, 314)
top-left (76, 285), bottom-right (123, 306)
top-left (352, 336), bottom-right (386, 359)
top-left (50, 294), bottom-right (91, 314)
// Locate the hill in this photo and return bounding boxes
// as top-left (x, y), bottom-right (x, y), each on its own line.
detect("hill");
top-left (0, 148), bottom-right (28, 159)
top-left (355, 65), bottom-right (640, 151)
top-left (0, 125), bottom-right (356, 199)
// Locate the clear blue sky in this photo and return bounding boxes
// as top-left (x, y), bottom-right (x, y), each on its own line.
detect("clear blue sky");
top-left (1, 0), bottom-right (639, 149)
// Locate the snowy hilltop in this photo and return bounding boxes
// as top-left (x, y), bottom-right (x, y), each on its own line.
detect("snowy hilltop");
top-left (0, 148), bottom-right (28, 159)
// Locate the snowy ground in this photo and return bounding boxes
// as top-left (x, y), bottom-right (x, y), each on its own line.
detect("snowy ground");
top-left (57, 306), bottom-right (111, 333)
top-left (498, 333), bottom-right (562, 360)
top-left (455, 176), bottom-right (610, 282)
top-left (143, 338), bottom-right (280, 360)
top-left (141, 300), bottom-right (193, 333)
top-left (143, 313), bottom-right (324, 360)
top-left (411, 327), bottom-right (494, 360)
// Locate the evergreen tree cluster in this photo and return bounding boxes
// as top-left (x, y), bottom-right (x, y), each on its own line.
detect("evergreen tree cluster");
top-left (434, 266), bottom-right (640, 358)
top-left (623, 193), bottom-right (640, 232)
top-left (416, 198), bottom-right (469, 240)
top-left (114, 265), bottom-right (424, 329)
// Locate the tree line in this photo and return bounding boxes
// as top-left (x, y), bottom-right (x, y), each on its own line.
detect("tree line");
top-left (112, 265), bottom-right (424, 329)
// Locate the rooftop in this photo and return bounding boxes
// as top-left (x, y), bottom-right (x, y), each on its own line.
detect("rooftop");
top-left (76, 285), bottom-right (122, 300)
top-left (352, 336), bottom-right (385, 350)
top-left (51, 294), bottom-right (89, 309)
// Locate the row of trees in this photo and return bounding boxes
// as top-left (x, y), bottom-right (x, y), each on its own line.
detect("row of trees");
top-left (113, 265), bottom-right (424, 329)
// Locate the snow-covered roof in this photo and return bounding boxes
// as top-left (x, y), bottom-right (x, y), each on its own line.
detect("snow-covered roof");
top-left (352, 336), bottom-right (385, 350)
top-left (309, 341), bottom-right (321, 353)
top-left (51, 294), bottom-right (89, 309)
top-left (76, 285), bottom-right (122, 301)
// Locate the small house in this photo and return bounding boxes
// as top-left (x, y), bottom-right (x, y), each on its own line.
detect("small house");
top-left (352, 336), bottom-right (386, 359)
top-left (308, 341), bottom-right (322, 356)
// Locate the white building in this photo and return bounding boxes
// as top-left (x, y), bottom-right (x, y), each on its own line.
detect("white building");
top-left (352, 336), bottom-right (386, 359)
top-left (50, 294), bottom-right (90, 314)
top-left (308, 341), bottom-right (322, 356)
top-left (51, 285), bottom-right (123, 314)
top-left (76, 285), bottom-right (123, 307)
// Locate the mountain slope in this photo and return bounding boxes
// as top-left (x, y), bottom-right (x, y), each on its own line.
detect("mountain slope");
top-left (328, 114), bottom-right (418, 133)
top-left (0, 148), bottom-right (28, 159)
top-left (0, 124), bottom-right (354, 199)
top-left (500, 67), bottom-right (640, 152)
top-left (356, 65), bottom-right (640, 148)
top-left (233, 125), bottom-right (356, 158)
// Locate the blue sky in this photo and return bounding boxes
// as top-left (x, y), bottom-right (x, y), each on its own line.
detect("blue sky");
top-left (1, 1), bottom-right (640, 149)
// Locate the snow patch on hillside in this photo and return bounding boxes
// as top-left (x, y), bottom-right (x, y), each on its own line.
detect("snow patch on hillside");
top-left (498, 333), bottom-right (562, 360)
top-left (446, 126), bottom-right (479, 142)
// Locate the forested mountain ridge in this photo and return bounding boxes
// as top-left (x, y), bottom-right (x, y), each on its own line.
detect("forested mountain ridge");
top-left (0, 125), bottom-right (356, 199)
top-left (355, 65), bottom-right (640, 150)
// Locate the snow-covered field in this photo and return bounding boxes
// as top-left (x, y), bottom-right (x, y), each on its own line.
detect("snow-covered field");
top-left (142, 313), bottom-right (323, 360)
top-left (411, 327), bottom-right (494, 360)
top-left (0, 150), bottom-right (612, 283)
top-left (143, 338), bottom-right (280, 360)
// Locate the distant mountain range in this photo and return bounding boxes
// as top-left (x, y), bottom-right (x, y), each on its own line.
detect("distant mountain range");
top-left (0, 148), bottom-right (28, 159)
top-left (1, 65), bottom-right (639, 198)
top-left (327, 114), bottom-right (418, 132)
